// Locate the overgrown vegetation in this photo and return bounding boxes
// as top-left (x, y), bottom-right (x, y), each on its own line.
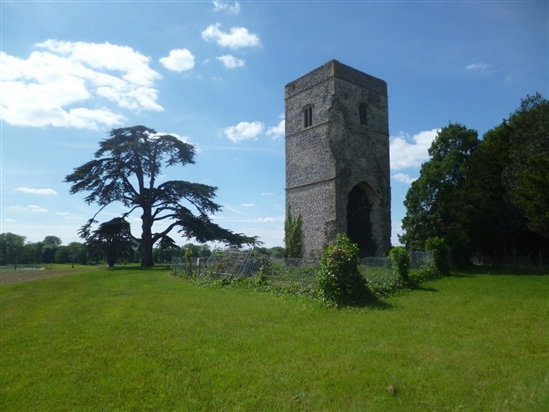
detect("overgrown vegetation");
top-left (316, 234), bottom-right (373, 307)
top-left (283, 205), bottom-right (302, 259)
top-left (389, 246), bottom-right (410, 284)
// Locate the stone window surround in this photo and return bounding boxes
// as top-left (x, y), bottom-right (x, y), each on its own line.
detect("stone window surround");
top-left (303, 104), bottom-right (313, 128)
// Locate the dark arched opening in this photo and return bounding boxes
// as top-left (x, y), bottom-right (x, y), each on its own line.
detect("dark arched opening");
top-left (346, 184), bottom-right (376, 257)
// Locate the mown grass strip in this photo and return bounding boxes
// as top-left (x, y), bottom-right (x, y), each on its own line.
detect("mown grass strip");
top-left (1, 266), bottom-right (548, 411)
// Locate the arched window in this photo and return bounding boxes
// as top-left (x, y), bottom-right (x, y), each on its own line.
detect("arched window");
top-left (359, 103), bottom-right (368, 125)
top-left (304, 105), bottom-right (313, 128)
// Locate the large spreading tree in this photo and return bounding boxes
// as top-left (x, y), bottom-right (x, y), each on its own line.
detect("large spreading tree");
top-left (65, 125), bottom-right (256, 267)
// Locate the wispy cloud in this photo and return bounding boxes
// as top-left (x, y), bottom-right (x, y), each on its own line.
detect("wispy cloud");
top-left (213, 1), bottom-right (240, 14)
top-left (202, 23), bottom-right (261, 49)
top-left (257, 217), bottom-right (276, 223)
top-left (10, 205), bottom-right (48, 213)
top-left (223, 121), bottom-right (264, 143)
top-left (390, 129), bottom-right (439, 170)
top-left (1, 40), bottom-right (162, 129)
top-left (16, 187), bottom-right (58, 195)
top-left (261, 192), bottom-right (274, 196)
top-left (217, 54), bottom-right (245, 69)
top-left (465, 63), bottom-right (491, 71)
top-left (242, 203), bottom-right (255, 207)
top-left (160, 48), bottom-right (195, 72)
top-left (56, 212), bottom-right (84, 220)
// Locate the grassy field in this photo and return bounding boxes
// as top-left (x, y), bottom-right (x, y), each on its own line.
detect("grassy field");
top-left (1, 265), bottom-right (547, 411)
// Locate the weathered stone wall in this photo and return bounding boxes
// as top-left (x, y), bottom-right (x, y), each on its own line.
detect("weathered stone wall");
top-left (285, 60), bottom-right (391, 257)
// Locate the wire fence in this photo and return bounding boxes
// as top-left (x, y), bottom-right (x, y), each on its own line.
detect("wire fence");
top-left (172, 250), bottom-right (434, 293)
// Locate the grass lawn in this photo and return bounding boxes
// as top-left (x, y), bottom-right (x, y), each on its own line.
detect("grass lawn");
top-left (1, 265), bottom-right (548, 411)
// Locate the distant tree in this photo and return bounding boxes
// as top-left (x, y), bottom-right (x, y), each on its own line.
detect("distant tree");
top-left (55, 246), bottom-right (71, 264)
top-left (84, 218), bottom-right (136, 267)
top-left (43, 236), bottom-right (62, 248)
top-left (41, 235), bottom-right (62, 263)
top-left (22, 242), bottom-right (44, 264)
top-left (65, 126), bottom-right (256, 267)
top-left (0, 233), bottom-right (26, 269)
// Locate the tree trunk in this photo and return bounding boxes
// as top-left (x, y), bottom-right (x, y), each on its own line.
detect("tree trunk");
top-left (140, 239), bottom-right (155, 267)
top-left (140, 208), bottom-right (155, 267)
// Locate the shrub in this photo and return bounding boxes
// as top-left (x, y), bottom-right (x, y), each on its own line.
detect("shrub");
top-left (284, 206), bottom-right (303, 259)
top-left (389, 247), bottom-right (411, 284)
top-left (425, 237), bottom-right (450, 276)
top-left (317, 234), bottom-right (371, 307)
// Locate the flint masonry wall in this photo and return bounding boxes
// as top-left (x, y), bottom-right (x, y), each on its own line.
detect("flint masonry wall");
top-left (285, 60), bottom-right (391, 258)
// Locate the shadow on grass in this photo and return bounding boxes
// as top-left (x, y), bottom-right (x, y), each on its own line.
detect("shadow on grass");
top-left (455, 265), bottom-right (549, 277)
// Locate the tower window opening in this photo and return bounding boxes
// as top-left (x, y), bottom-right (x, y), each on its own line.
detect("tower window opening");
top-left (359, 103), bottom-right (368, 125)
top-left (304, 105), bottom-right (313, 128)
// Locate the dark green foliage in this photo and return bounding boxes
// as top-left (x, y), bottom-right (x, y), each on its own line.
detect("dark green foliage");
top-left (503, 93), bottom-right (549, 237)
top-left (65, 125), bottom-right (255, 267)
top-left (389, 247), bottom-right (410, 284)
top-left (0, 233), bottom-right (26, 268)
top-left (84, 218), bottom-right (136, 267)
top-left (400, 96), bottom-right (548, 265)
top-left (400, 123), bottom-right (479, 253)
top-left (284, 205), bottom-right (302, 259)
top-left (425, 237), bottom-right (450, 276)
top-left (317, 234), bottom-right (371, 307)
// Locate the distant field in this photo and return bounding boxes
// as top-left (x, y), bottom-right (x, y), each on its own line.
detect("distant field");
top-left (1, 265), bottom-right (547, 411)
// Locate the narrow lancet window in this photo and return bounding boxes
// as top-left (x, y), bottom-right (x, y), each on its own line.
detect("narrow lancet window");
top-left (304, 105), bottom-right (313, 128)
top-left (359, 103), bottom-right (368, 125)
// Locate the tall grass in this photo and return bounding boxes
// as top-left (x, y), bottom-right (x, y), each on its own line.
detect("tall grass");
top-left (1, 266), bottom-right (547, 410)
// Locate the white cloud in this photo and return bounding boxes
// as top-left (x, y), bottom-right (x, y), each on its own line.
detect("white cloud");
top-left (56, 212), bottom-right (84, 220)
top-left (5, 219), bottom-right (17, 222)
top-left (392, 173), bottom-right (416, 184)
top-left (160, 48), bottom-right (195, 72)
top-left (242, 203), bottom-right (255, 207)
top-left (257, 217), bottom-right (275, 223)
top-left (216, 54), bottom-right (245, 69)
top-left (16, 187), bottom-right (58, 196)
top-left (223, 121), bottom-right (264, 143)
top-left (10, 205), bottom-right (48, 213)
top-left (390, 129), bottom-right (439, 170)
top-left (266, 117), bottom-right (285, 140)
top-left (1, 40), bottom-right (162, 129)
top-left (202, 23), bottom-right (261, 49)
top-left (465, 63), bottom-right (491, 71)
top-left (213, 1), bottom-right (240, 14)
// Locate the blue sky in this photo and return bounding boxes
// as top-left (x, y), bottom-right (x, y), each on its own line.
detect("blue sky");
top-left (1, 0), bottom-right (547, 249)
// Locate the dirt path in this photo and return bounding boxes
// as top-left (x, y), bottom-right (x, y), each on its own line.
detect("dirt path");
top-left (0, 269), bottom-right (85, 285)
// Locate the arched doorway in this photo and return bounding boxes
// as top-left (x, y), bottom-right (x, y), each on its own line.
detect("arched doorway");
top-left (346, 183), bottom-right (376, 257)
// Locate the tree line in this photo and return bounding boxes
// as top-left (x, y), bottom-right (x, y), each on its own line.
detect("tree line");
top-left (400, 93), bottom-right (548, 266)
top-left (0, 232), bottom-right (284, 268)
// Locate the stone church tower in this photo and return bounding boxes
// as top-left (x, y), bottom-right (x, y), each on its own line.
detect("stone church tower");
top-left (285, 60), bottom-right (391, 258)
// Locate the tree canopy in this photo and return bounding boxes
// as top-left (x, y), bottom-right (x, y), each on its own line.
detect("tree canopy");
top-left (65, 125), bottom-right (256, 267)
top-left (399, 94), bottom-right (548, 265)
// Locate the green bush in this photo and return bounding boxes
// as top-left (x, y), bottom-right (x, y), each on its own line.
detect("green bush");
top-left (317, 234), bottom-right (371, 307)
top-left (425, 237), bottom-right (450, 276)
top-left (389, 247), bottom-right (411, 284)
